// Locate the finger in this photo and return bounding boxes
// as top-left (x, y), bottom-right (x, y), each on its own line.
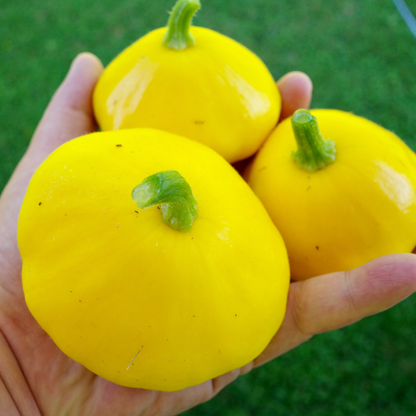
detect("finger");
top-left (277, 71), bottom-right (313, 122)
top-left (28, 52), bottom-right (103, 158)
top-left (253, 253), bottom-right (416, 367)
top-left (1, 53), bottom-right (103, 204)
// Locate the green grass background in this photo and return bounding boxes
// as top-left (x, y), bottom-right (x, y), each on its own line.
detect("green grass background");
top-left (2, 0), bottom-right (416, 414)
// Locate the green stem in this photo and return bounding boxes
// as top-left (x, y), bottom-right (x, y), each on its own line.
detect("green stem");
top-left (132, 170), bottom-right (198, 232)
top-left (162, 0), bottom-right (201, 50)
top-left (291, 109), bottom-right (336, 172)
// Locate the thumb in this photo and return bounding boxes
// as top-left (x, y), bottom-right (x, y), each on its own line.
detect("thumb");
top-left (29, 52), bottom-right (103, 157)
top-left (0, 54), bottom-right (103, 268)
top-left (1, 53), bottom-right (103, 202)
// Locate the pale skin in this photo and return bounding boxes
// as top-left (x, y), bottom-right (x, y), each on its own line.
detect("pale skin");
top-left (1, 53), bottom-right (416, 416)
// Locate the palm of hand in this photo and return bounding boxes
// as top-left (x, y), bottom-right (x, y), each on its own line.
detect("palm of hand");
top-left (1, 54), bottom-right (415, 416)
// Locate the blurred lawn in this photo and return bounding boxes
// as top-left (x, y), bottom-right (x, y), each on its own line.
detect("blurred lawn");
top-left (1, 0), bottom-right (416, 414)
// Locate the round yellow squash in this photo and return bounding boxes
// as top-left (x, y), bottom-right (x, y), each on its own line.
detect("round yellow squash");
top-left (93, 0), bottom-right (281, 163)
top-left (18, 129), bottom-right (289, 391)
top-left (245, 109), bottom-right (416, 280)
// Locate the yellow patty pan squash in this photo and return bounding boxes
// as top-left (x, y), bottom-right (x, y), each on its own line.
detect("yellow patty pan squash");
top-left (93, 0), bottom-right (281, 163)
top-left (18, 129), bottom-right (289, 391)
top-left (245, 109), bottom-right (416, 281)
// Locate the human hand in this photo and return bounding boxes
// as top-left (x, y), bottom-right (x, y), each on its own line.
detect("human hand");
top-left (1, 53), bottom-right (416, 416)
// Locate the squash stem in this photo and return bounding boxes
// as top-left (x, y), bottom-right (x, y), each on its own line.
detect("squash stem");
top-left (291, 109), bottom-right (336, 172)
top-left (132, 170), bottom-right (198, 232)
top-left (162, 0), bottom-right (201, 50)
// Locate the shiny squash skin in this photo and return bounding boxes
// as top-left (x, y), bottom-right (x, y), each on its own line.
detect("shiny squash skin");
top-left (93, 27), bottom-right (281, 163)
top-left (18, 129), bottom-right (289, 391)
top-left (245, 109), bottom-right (416, 280)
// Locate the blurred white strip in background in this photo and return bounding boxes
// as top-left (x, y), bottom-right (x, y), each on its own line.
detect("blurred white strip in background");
top-left (392, 0), bottom-right (416, 38)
